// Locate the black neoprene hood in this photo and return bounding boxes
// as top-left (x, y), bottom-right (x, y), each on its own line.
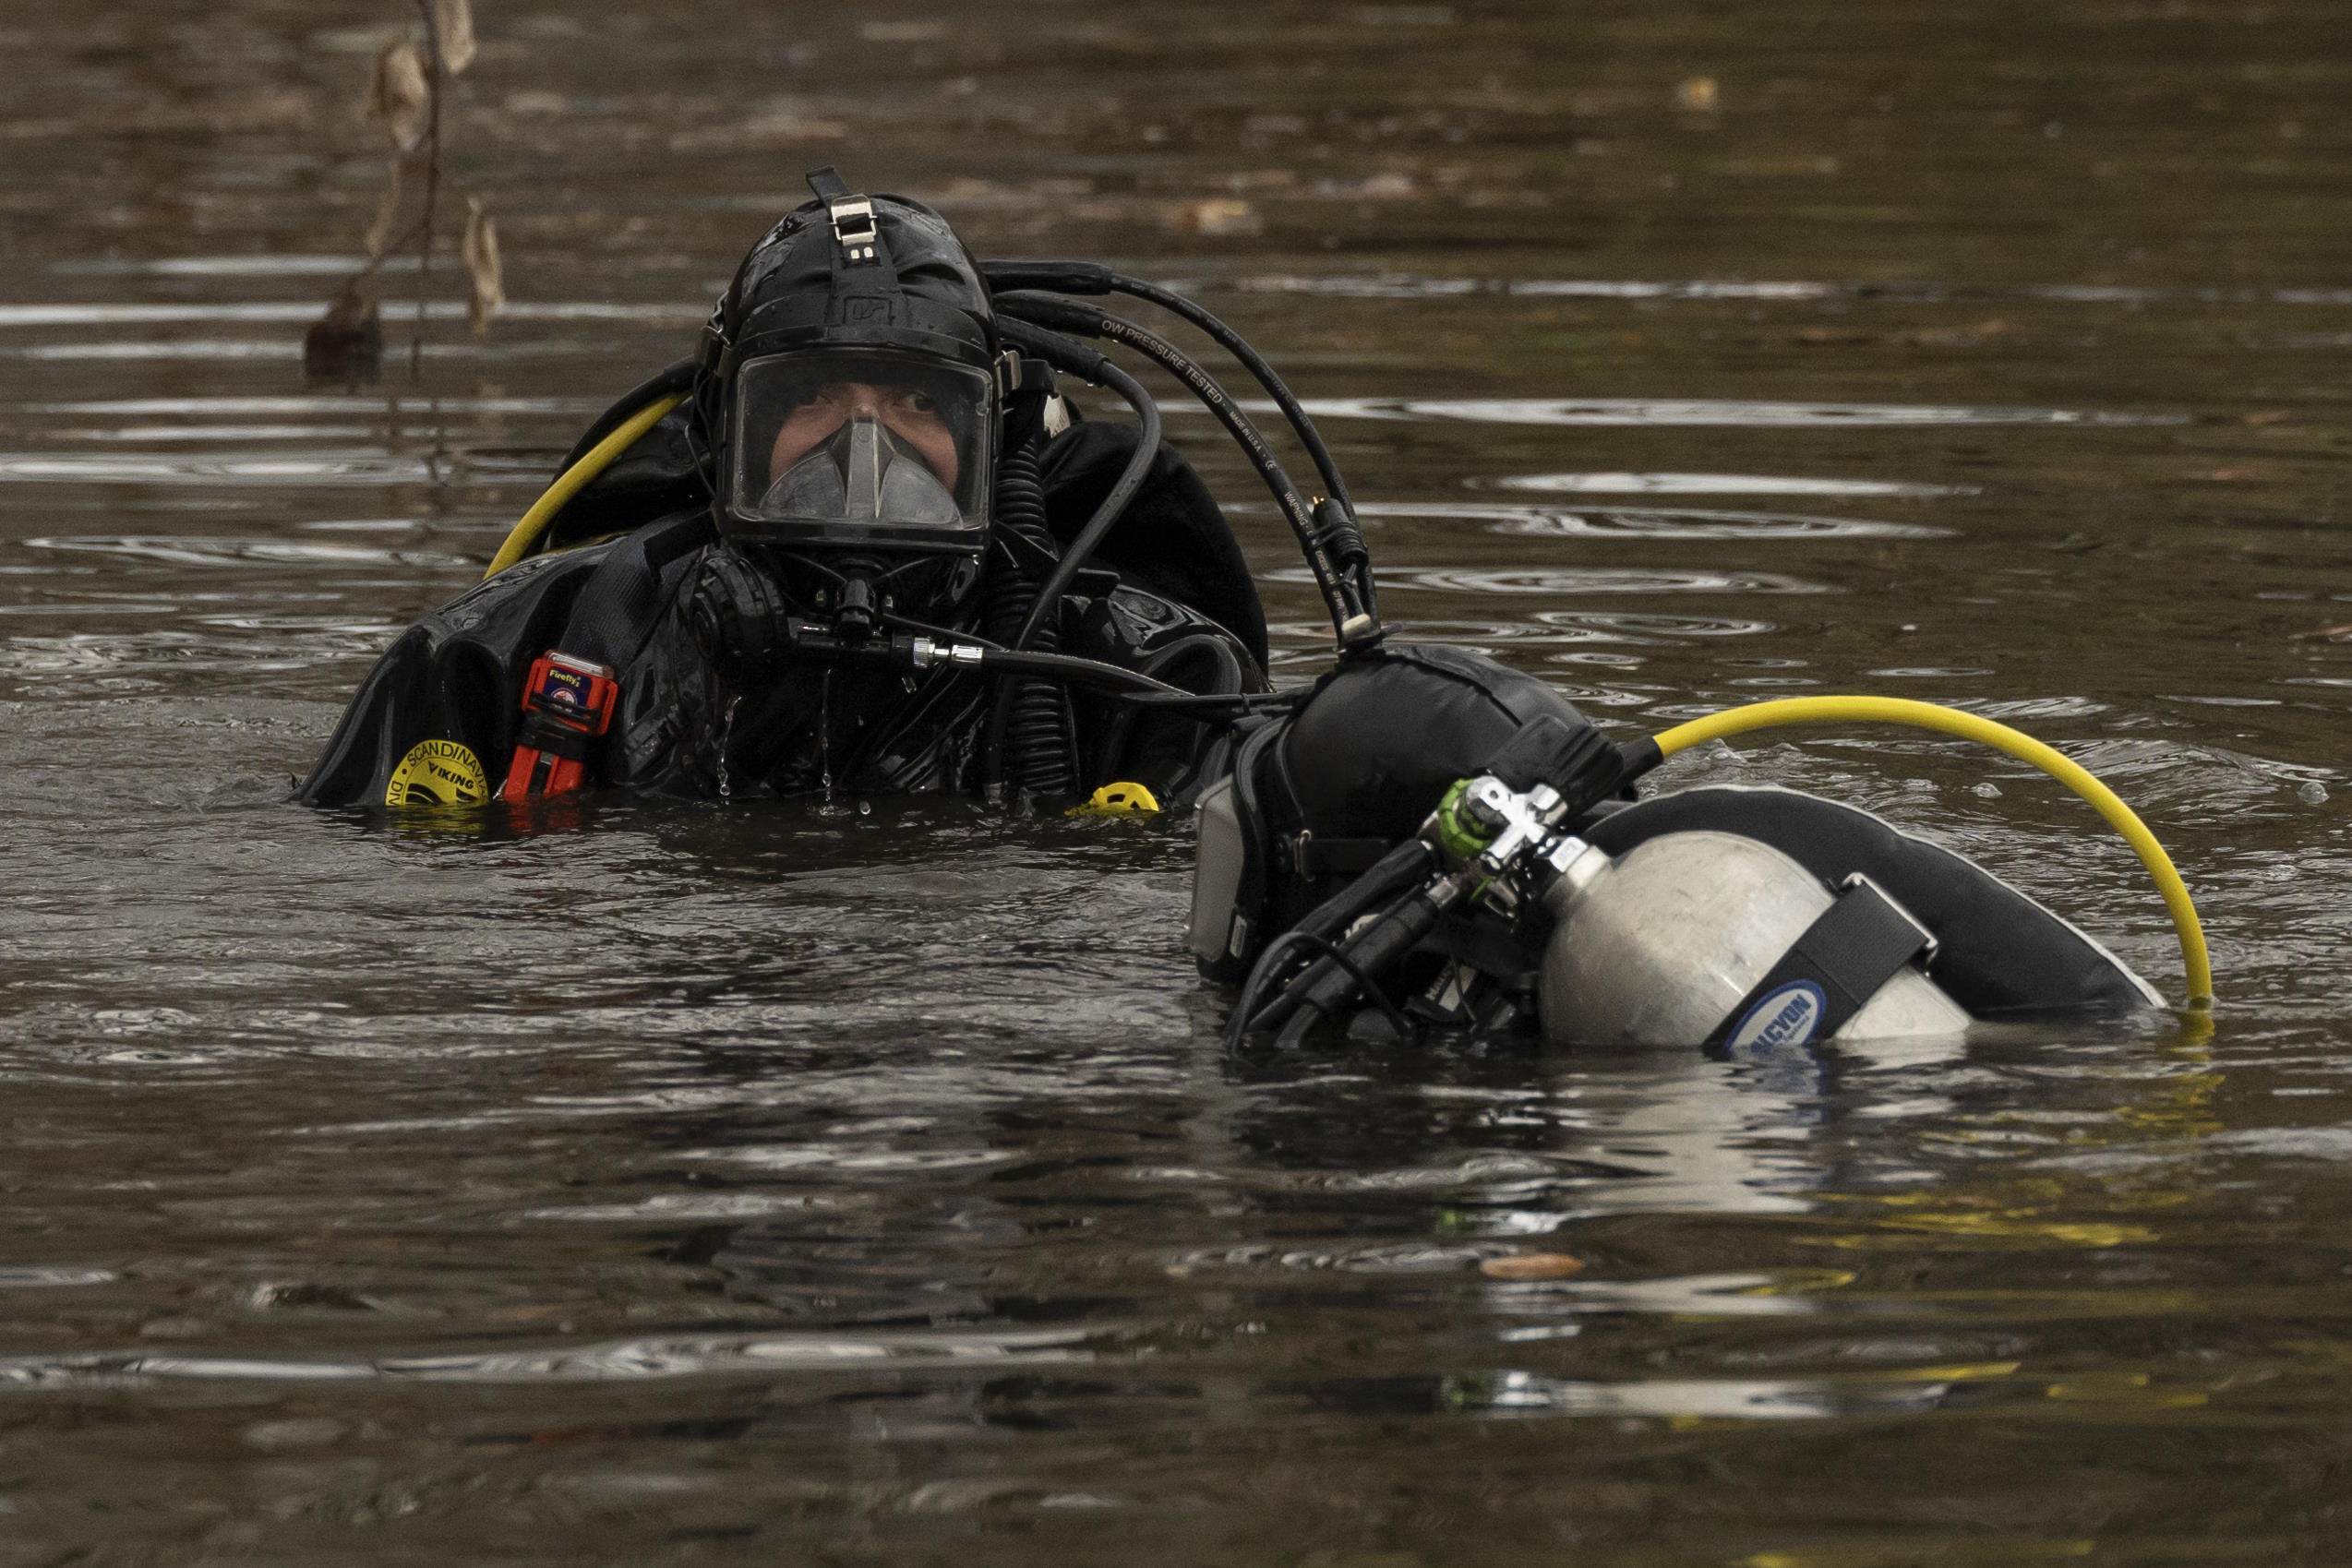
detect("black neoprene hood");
top-left (703, 179), bottom-right (999, 378)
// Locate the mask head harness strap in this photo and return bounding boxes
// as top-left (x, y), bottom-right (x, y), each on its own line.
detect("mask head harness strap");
top-left (806, 165), bottom-right (906, 338)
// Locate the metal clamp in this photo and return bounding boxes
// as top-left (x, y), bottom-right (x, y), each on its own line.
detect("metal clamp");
top-left (828, 195), bottom-right (879, 263)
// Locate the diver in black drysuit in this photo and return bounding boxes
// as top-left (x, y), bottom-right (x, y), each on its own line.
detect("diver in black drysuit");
top-left (297, 174), bottom-right (1266, 811)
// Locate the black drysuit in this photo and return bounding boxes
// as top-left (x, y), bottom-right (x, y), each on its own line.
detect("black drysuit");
top-left (295, 419), bottom-right (1268, 809)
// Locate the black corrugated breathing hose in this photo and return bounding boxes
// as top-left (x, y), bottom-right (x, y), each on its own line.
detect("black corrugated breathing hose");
top-left (984, 439), bottom-right (1078, 796)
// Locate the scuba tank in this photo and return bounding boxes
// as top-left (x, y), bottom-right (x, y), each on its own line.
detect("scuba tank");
top-left (1199, 645), bottom-right (2188, 1052)
top-left (1538, 832), bottom-right (1971, 1049)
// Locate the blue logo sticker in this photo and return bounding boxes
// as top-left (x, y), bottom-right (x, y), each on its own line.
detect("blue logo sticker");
top-left (1726, 980), bottom-right (1828, 1052)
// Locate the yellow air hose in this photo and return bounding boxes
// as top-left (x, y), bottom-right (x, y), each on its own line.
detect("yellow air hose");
top-left (482, 392), bottom-right (689, 580)
top-left (1646, 696), bottom-right (2212, 1007)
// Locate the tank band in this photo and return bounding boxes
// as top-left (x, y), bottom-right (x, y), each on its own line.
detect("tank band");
top-left (1706, 874), bottom-right (1935, 1052)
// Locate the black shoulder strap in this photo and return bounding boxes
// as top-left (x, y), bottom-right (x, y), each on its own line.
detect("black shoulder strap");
top-left (555, 509), bottom-right (713, 672)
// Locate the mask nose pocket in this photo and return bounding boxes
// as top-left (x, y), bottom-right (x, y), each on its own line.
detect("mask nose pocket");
top-left (763, 414), bottom-right (961, 530)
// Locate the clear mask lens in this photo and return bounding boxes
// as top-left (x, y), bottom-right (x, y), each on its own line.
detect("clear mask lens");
top-left (727, 349), bottom-right (992, 546)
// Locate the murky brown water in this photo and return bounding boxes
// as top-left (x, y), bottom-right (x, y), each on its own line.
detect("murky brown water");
top-left (4, 1), bottom-right (2351, 1561)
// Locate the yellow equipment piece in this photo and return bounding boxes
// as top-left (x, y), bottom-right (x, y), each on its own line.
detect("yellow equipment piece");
top-left (1649, 695), bottom-right (2212, 1008)
top-left (483, 393), bottom-right (690, 580)
top-left (1069, 781), bottom-right (1161, 818)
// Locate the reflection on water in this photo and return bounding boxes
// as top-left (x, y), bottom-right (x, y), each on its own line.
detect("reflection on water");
top-left (1296, 395), bottom-right (2183, 426)
top-left (1484, 471), bottom-right (1966, 497)
top-left (2, 0), bottom-right (2350, 1560)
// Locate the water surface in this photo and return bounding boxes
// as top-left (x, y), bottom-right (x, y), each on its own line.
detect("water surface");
top-left (3, 1), bottom-right (2350, 1561)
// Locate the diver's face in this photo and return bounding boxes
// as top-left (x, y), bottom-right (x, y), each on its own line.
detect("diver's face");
top-left (768, 382), bottom-right (959, 490)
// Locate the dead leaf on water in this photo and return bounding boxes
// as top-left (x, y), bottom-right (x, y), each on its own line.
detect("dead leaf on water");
top-left (2292, 624), bottom-right (2352, 642)
top-left (462, 197), bottom-right (505, 338)
top-left (1479, 1252), bottom-right (1585, 1281)
top-left (1674, 76), bottom-right (1721, 113)
top-left (433, 0), bottom-right (476, 75)
top-left (368, 38), bottom-right (431, 153)
top-left (1906, 317), bottom-right (2018, 347)
top-left (1163, 197), bottom-right (1261, 236)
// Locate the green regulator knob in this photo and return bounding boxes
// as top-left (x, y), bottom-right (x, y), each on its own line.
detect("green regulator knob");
top-left (1434, 777), bottom-right (1494, 861)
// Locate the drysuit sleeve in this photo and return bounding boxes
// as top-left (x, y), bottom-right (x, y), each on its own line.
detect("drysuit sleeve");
top-left (292, 550), bottom-right (597, 808)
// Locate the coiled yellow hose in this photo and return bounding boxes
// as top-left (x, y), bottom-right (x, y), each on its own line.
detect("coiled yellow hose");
top-left (482, 393), bottom-right (688, 580)
top-left (1650, 696), bottom-right (2212, 1007)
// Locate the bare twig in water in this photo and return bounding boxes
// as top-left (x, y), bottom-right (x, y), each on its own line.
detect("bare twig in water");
top-left (409, 0), bottom-right (442, 380)
top-left (306, 0), bottom-right (496, 385)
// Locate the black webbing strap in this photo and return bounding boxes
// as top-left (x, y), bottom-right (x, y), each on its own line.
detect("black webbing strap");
top-left (1290, 832), bottom-right (1394, 878)
top-left (1707, 876), bottom-right (1936, 1050)
top-left (555, 510), bottom-right (713, 674)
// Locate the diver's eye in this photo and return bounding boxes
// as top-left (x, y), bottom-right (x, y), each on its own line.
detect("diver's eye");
top-left (904, 390), bottom-right (938, 415)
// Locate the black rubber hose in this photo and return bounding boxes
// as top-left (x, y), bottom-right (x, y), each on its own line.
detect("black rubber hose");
top-left (994, 293), bottom-right (1366, 646)
top-left (981, 260), bottom-right (1355, 513)
top-left (1106, 274), bottom-right (1354, 515)
top-left (1106, 276), bottom-right (1378, 621)
top-left (976, 647), bottom-right (1184, 697)
top-left (979, 323), bottom-right (1165, 795)
top-left (1223, 839), bottom-right (1438, 1052)
top-left (556, 357), bottom-right (699, 474)
top-left (1269, 883), bottom-right (1452, 1047)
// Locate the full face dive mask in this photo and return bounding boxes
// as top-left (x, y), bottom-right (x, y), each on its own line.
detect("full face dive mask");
top-left (726, 347), bottom-right (993, 552)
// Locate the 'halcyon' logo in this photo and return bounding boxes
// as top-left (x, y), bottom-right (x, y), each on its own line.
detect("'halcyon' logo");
top-left (1726, 980), bottom-right (1828, 1052)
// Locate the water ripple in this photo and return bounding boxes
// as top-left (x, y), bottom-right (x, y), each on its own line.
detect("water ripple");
top-left (0, 453), bottom-right (545, 485)
top-left (21, 535), bottom-right (473, 569)
top-left (1266, 566), bottom-right (1830, 596)
top-left (1297, 397), bottom-right (2178, 427)
top-left (1365, 501), bottom-right (1950, 541)
top-left (0, 302), bottom-right (703, 328)
top-left (1483, 472), bottom-right (1965, 497)
top-left (0, 1328), bottom-right (1096, 1390)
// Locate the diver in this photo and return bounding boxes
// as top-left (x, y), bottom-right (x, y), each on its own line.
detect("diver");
top-left (292, 170), bottom-right (2206, 1053)
top-left (296, 169), bottom-right (1276, 811)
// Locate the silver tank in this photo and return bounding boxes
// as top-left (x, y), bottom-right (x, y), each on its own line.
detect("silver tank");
top-left (1539, 831), bottom-right (1971, 1049)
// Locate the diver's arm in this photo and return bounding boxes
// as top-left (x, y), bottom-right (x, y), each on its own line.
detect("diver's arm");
top-left (292, 547), bottom-right (614, 808)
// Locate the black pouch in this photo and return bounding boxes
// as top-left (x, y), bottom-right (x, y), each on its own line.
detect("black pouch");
top-left (1186, 644), bottom-right (1599, 980)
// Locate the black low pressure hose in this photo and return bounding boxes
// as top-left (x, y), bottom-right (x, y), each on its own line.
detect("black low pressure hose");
top-left (984, 261), bottom-right (1356, 517)
top-left (1222, 837), bottom-right (1438, 1053)
top-left (994, 293), bottom-right (1372, 650)
top-left (556, 356), bottom-right (700, 474)
top-left (976, 647), bottom-right (1185, 696)
top-left (991, 318), bottom-right (1163, 653)
top-left (978, 320), bottom-right (1165, 796)
top-left (984, 265), bottom-right (1379, 620)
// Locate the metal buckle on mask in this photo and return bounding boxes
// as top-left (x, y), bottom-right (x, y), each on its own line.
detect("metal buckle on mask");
top-left (829, 195), bottom-right (880, 264)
